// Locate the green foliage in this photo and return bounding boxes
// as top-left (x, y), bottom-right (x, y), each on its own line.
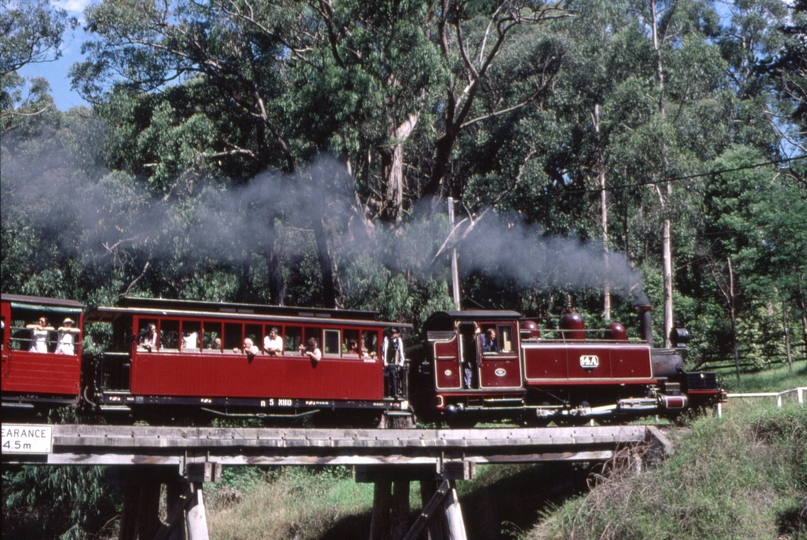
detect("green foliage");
top-left (2, 466), bottom-right (121, 540)
top-left (531, 405), bottom-right (807, 540)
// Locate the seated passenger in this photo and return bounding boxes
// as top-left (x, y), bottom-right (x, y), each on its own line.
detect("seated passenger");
top-left (26, 317), bottom-right (53, 353)
top-left (139, 324), bottom-right (158, 352)
top-left (299, 337), bottom-right (322, 364)
top-left (56, 317), bottom-right (80, 355)
top-left (347, 339), bottom-right (360, 356)
top-left (209, 337), bottom-right (222, 350)
top-left (263, 327), bottom-right (283, 356)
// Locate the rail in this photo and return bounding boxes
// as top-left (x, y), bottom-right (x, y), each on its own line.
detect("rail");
top-left (716, 387), bottom-right (805, 417)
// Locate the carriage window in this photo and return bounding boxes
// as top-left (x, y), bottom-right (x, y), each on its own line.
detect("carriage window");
top-left (344, 329), bottom-right (360, 356)
top-left (161, 320), bottom-right (179, 350)
top-left (304, 327), bottom-right (319, 350)
top-left (283, 326), bottom-right (300, 353)
top-left (9, 315), bottom-right (28, 351)
top-left (323, 329), bottom-right (340, 356)
top-left (245, 324), bottom-right (261, 350)
top-left (181, 321), bottom-right (200, 351)
top-left (224, 323), bottom-right (242, 351)
top-left (203, 321), bottom-right (222, 350)
top-left (137, 320), bottom-right (159, 350)
top-left (498, 324), bottom-right (515, 354)
top-left (362, 330), bottom-right (379, 360)
top-left (11, 310), bottom-right (56, 352)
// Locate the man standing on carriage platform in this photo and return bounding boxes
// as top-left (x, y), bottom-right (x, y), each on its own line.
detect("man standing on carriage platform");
top-left (382, 327), bottom-right (405, 398)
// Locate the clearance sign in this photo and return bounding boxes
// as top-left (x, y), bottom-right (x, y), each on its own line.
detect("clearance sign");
top-left (1, 424), bottom-right (53, 454)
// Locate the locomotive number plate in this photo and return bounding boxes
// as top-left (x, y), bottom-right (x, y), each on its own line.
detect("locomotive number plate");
top-left (1, 424), bottom-right (53, 454)
top-left (580, 355), bottom-right (599, 369)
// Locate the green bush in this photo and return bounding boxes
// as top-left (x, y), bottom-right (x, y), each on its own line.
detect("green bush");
top-left (530, 404), bottom-right (807, 540)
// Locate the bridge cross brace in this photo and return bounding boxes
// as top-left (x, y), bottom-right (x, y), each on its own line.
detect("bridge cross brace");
top-left (357, 458), bottom-right (475, 540)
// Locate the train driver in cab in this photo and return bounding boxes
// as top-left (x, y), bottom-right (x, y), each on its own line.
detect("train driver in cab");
top-left (479, 327), bottom-right (499, 353)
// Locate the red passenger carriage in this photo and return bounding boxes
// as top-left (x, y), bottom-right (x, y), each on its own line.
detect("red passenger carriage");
top-left (87, 297), bottom-right (411, 423)
top-left (1, 294), bottom-right (85, 408)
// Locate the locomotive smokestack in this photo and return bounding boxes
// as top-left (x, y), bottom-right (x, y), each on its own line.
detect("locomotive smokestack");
top-left (637, 305), bottom-right (653, 346)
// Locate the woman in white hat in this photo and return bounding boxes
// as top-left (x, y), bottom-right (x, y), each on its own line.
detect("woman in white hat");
top-left (56, 317), bottom-right (80, 355)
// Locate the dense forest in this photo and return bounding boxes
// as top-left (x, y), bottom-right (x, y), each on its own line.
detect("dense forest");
top-left (2, 1), bottom-right (807, 538)
top-left (3, 0), bottom-right (806, 372)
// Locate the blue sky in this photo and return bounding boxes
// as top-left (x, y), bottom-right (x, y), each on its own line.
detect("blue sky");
top-left (17, 0), bottom-right (92, 111)
top-left (18, 0), bottom-right (739, 113)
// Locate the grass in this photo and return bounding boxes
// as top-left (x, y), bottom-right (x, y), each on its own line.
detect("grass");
top-left (205, 462), bottom-right (593, 540)
top-left (204, 363), bottom-right (807, 540)
top-left (207, 467), bottom-right (377, 540)
top-left (717, 359), bottom-right (807, 393)
top-left (527, 404), bottom-right (807, 540)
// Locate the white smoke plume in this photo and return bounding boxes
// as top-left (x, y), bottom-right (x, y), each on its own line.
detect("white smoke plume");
top-left (2, 132), bottom-right (646, 305)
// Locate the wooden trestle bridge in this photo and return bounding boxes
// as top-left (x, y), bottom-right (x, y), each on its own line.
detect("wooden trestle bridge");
top-left (2, 424), bottom-right (673, 540)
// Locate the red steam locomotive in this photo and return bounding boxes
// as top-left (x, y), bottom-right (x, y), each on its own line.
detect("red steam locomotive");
top-left (1, 294), bottom-right (725, 426)
top-left (408, 307), bottom-right (724, 426)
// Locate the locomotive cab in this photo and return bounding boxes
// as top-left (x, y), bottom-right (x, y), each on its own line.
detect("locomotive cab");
top-left (408, 310), bottom-right (526, 426)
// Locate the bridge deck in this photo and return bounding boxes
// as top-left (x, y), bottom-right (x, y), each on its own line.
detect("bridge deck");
top-left (2, 424), bottom-right (658, 466)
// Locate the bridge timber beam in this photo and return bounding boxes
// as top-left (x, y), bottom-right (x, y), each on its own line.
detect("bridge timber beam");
top-left (2, 424), bottom-right (655, 466)
top-left (2, 424), bottom-right (672, 540)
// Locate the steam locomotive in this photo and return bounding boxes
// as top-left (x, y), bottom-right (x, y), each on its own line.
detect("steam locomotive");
top-left (1, 293), bottom-right (725, 427)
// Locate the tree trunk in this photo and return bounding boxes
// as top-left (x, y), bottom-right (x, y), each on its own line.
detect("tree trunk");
top-left (651, 0), bottom-right (674, 347)
top-left (312, 215), bottom-right (336, 308)
top-left (448, 198), bottom-right (461, 310)
top-left (798, 274), bottom-right (807, 357)
top-left (662, 216), bottom-right (673, 347)
top-left (783, 298), bottom-right (793, 373)
top-left (728, 258), bottom-right (740, 382)
top-left (424, 132), bottom-right (455, 196)
top-left (594, 104), bottom-right (611, 321)
top-left (264, 213), bottom-right (285, 305)
top-left (380, 115), bottom-right (418, 223)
